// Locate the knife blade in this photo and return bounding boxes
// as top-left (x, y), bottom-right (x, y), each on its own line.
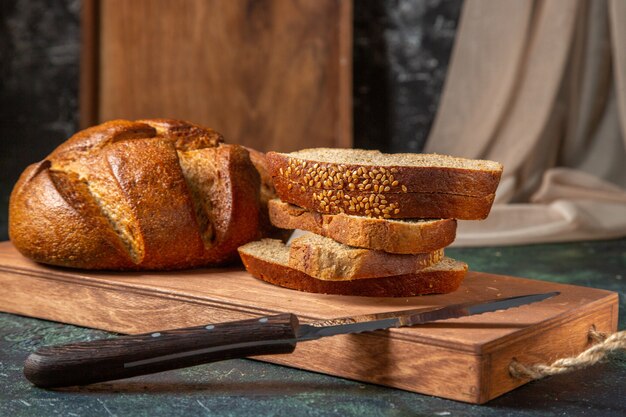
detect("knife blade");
top-left (297, 291), bottom-right (559, 341)
top-left (23, 291), bottom-right (558, 388)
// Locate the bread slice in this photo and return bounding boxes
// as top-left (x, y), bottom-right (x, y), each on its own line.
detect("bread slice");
top-left (266, 148), bottom-right (501, 220)
top-left (238, 239), bottom-right (468, 297)
top-left (289, 233), bottom-right (443, 280)
top-left (269, 199), bottom-right (455, 253)
top-left (266, 148), bottom-right (502, 197)
top-left (271, 174), bottom-right (495, 220)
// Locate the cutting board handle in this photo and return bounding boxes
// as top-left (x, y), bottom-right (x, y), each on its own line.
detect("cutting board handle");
top-left (23, 313), bottom-right (299, 388)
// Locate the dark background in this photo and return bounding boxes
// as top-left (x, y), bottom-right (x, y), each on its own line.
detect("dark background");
top-left (0, 0), bottom-right (80, 241)
top-left (0, 0), bottom-right (462, 241)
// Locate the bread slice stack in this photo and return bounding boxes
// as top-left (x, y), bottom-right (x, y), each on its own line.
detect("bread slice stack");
top-left (239, 148), bottom-right (503, 297)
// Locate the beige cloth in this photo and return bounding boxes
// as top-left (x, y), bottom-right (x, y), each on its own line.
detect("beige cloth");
top-left (426, 0), bottom-right (626, 246)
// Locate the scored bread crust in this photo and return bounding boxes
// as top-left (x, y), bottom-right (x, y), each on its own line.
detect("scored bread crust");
top-left (238, 240), bottom-right (467, 297)
top-left (9, 161), bottom-right (138, 269)
top-left (289, 233), bottom-right (444, 280)
top-left (268, 199), bottom-right (456, 254)
top-left (9, 119), bottom-right (261, 270)
top-left (266, 150), bottom-right (502, 197)
top-left (272, 174), bottom-right (495, 220)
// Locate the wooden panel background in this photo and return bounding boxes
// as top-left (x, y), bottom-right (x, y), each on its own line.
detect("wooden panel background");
top-left (81, 0), bottom-right (352, 152)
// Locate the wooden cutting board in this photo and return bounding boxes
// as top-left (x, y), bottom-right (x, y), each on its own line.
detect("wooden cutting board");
top-left (0, 242), bottom-right (617, 404)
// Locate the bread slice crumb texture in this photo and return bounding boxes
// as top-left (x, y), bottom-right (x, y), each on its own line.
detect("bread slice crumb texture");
top-left (289, 233), bottom-right (444, 280)
top-left (286, 148), bottom-right (501, 170)
top-left (239, 239), bottom-right (289, 264)
top-left (268, 199), bottom-right (456, 253)
top-left (238, 239), bottom-right (468, 297)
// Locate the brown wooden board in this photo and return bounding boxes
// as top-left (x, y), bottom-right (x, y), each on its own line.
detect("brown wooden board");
top-left (82, 0), bottom-right (352, 152)
top-left (0, 242), bottom-right (618, 403)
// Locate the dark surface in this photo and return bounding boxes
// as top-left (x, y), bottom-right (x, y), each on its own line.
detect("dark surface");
top-left (0, 0), bottom-right (80, 241)
top-left (1, 238), bottom-right (624, 416)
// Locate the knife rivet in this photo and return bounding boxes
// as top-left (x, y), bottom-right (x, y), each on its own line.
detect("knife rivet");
top-left (259, 318), bottom-right (268, 323)
top-left (205, 325), bottom-right (215, 330)
top-left (151, 332), bottom-right (161, 338)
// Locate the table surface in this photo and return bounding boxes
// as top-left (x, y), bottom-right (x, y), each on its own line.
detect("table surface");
top-left (0, 238), bottom-right (624, 417)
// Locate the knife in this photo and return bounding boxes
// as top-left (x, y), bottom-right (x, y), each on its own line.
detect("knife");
top-left (23, 291), bottom-right (558, 388)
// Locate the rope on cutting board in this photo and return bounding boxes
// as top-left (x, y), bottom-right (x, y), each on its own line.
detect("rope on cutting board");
top-left (509, 326), bottom-right (626, 380)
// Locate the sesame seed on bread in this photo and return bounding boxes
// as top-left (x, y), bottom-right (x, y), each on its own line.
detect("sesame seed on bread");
top-left (267, 149), bottom-right (502, 220)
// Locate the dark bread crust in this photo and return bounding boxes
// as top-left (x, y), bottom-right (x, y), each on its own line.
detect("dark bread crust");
top-left (198, 144), bottom-right (262, 265)
top-left (272, 174), bottom-right (495, 220)
top-left (266, 151), bottom-right (502, 197)
top-left (246, 147), bottom-right (292, 242)
top-left (239, 250), bottom-right (467, 297)
top-left (268, 200), bottom-right (456, 254)
top-left (9, 119), bottom-right (261, 270)
top-left (137, 118), bottom-right (223, 151)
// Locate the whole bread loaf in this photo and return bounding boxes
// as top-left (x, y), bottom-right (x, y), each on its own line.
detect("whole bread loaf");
top-left (267, 148), bottom-right (502, 220)
top-left (9, 119), bottom-right (264, 270)
top-left (238, 239), bottom-right (467, 297)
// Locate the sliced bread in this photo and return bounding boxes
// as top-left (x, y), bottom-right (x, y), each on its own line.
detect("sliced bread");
top-left (269, 199), bottom-right (456, 253)
top-left (289, 233), bottom-right (444, 280)
top-left (238, 239), bottom-right (467, 297)
top-left (271, 174), bottom-right (495, 219)
top-left (266, 148), bottom-right (502, 197)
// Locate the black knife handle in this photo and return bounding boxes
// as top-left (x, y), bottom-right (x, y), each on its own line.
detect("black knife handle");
top-left (24, 314), bottom-right (299, 388)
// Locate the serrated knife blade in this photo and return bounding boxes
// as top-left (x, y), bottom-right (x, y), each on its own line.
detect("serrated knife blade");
top-left (296, 292), bottom-right (559, 341)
